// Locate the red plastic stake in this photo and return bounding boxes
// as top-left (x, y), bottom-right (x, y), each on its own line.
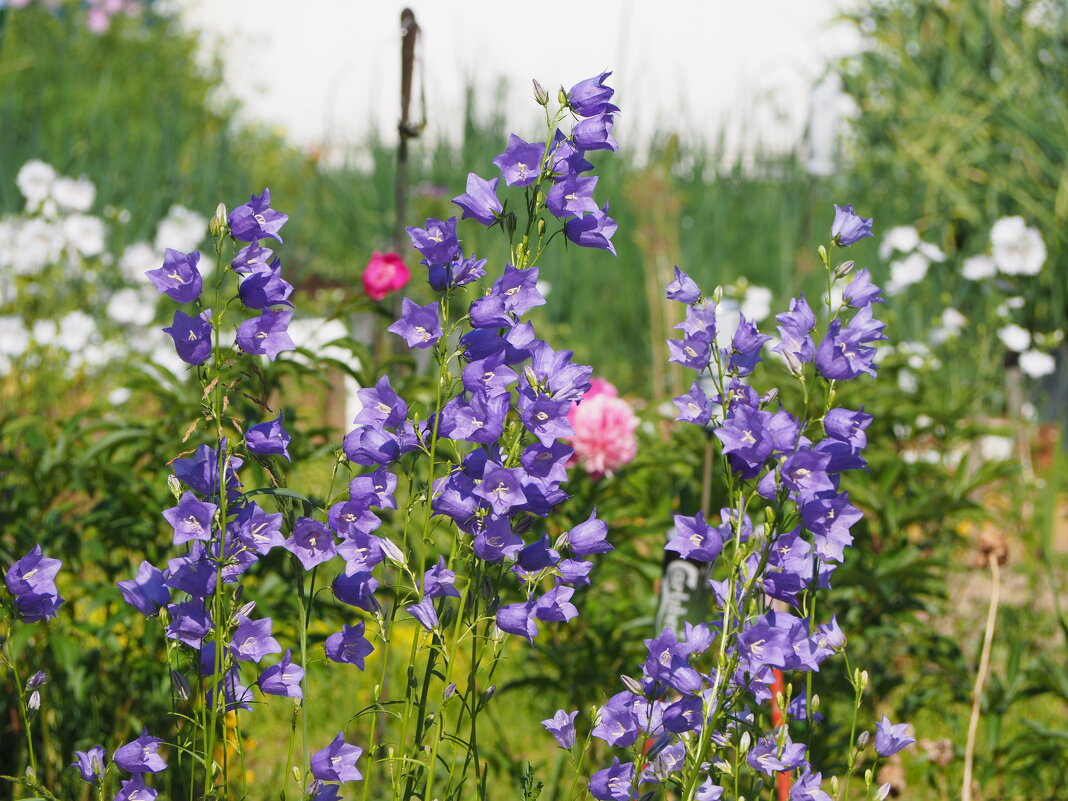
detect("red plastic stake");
top-left (770, 667), bottom-right (792, 801)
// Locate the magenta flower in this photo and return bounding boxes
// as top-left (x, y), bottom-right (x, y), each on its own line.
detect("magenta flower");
top-left (567, 381), bottom-right (638, 478)
top-left (361, 251), bottom-right (410, 301)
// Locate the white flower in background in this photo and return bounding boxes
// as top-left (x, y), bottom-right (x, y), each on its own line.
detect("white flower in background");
top-left (714, 300), bottom-right (742, 351)
top-left (155, 204), bottom-right (207, 254)
top-left (879, 225), bottom-right (920, 261)
top-left (990, 216), bottom-right (1046, 276)
top-left (12, 218), bottom-right (64, 276)
top-left (979, 435), bottom-right (1014, 462)
top-left (55, 310), bottom-right (98, 352)
top-left (1019, 349), bottom-right (1055, 378)
top-left (829, 283), bottom-right (845, 311)
top-left (31, 318), bottom-right (58, 347)
top-left (16, 160), bottom-right (57, 209)
top-left (119, 241), bottom-right (158, 283)
top-left (536, 279), bottom-right (552, 298)
top-left (897, 368), bottom-right (918, 393)
top-left (51, 176), bottom-right (96, 213)
top-left (886, 252), bottom-right (929, 294)
top-left (108, 387), bottom-right (132, 406)
top-left (106, 288), bottom-right (156, 327)
top-left (740, 285), bottom-right (773, 323)
top-left (962, 254), bottom-right (996, 281)
top-left (997, 323), bottom-right (1031, 353)
top-left (917, 241), bottom-right (946, 262)
top-left (930, 307), bottom-right (967, 345)
top-left (62, 214), bottom-right (106, 257)
top-left (897, 340), bottom-right (932, 370)
top-left (0, 316), bottom-right (30, 357)
top-left (286, 318), bottom-right (350, 364)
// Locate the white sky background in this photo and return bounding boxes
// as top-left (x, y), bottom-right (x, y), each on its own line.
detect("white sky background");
top-left (181, 0), bottom-right (861, 162)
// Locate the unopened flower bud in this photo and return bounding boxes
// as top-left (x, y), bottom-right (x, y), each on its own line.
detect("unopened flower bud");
top-left (782, 349), bottom-right (805, 377)
top-left (811, 694), bottom-right (821, 712)
top-left (874, 782), bottom-right (892, 801)
top-left (537, 218), bottom-right (546, 238)
top-left (443, 683), bottom-right (457, 701)
top-left (26, 671), bottom-right (46, 691)
top-left (483, 685), bottom-right (496, 702)
top-left (857, 730), bottom-right (870, 750)
top-left (713, 759), bottom-right (732, 776)
top-left (558, 87), bottom-right (568, 106)
top-left (533, 79), bottom-right (549, 106)
top-left (171, 669), bottom-right (192, 701)
top-left (835, 259), bottom-right (856, 279)
top-left (237, 600), bottom-right (257, 619)
top-left (620, 675), bottom-right (644, 696)
top-left (759, 388), bottom-right (779, 406)
top-left (859, 670), bottom-right (869, 691)
top-left (712, 285), bottom-right (724, 305)
top-left (738, 731), bottom-right (752, 754)
top-left (167, 474), bottom-right (182, 501)
top-left (209, 202), bottom-right (228, 240)
top-left (818, 244), bottom-right (829, 266)
top-left (379, 537), bottom-right (406, 566)
top-left (864, 768), bottom-right (873, 784)
top-left (28, 690), bottom-right (40, 712)
top-left (830, 776), bottom-right (840, 796)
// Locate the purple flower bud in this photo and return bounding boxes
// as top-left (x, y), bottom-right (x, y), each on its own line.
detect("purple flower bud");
top-left (406, 596), bottom-right (439, 632)
top-left (567, 71), bottom-right (619, 117)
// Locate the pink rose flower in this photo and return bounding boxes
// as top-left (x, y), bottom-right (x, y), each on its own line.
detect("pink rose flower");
top-left (362, 251), bottom-right (411, 301)
top-left (567, 379), bottom-right (638, 479)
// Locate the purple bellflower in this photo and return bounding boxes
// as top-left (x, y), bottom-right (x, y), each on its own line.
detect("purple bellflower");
top-left (229, 614), bottom-right (282, 663)
top-left (406, 217), bottom-right (460, 265)
top-left (564, 203), bottom-right (617, 254)
top-left (311, 732), bottom-right (363, 783)
top-left (831, 203), bottom-right (874, 247)
top-left (246, 413), bottom-right (291, 459)
top-left (325, 623), bottom-right (374, 668)
top-left (115, 775), bottom-right (158, 801)
top-left (568, 71), bottom-right (619, 117)
top-left (113, 727), bottom-right (167, 774)
top-left (666, 266), bottom-right (701, 303)
top-left (452, 172), bottom-right (503, 226)
top-left (162, 491), bottom-right (217, 545)
top-left (229, 188), bottom-right (288, 243)
top-left (542, 709), bottom-right (578, 749)
top-left (147, 249), bottom-right (203, 304)
top-left (163, 309), bottom-right (213, 365)
top-left (259, 649), bottom-right (304, 698)
top-left (117, 560), bottom-right (169, 616)
top-left (492, 134), bottom-right (544, 187)
top-left (589, 757), bottom-right (635, 801)
top-left (239, 259), bottom-right (294, 309)
top-left (71, 745), bottom-right (107, 783)
top-left (874, 716), bottom-right (916, 756)
top-left (387, 298), bottom-right (442, 349)
top-left (236, 309), bottom-right (295, 360)
top-left (283, 517), bottom-right (337, 570)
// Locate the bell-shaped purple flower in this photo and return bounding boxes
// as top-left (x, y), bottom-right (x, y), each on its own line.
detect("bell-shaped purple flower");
top-left (166, 598), bottom-right (212, 648)
top-left (354, 376), bottom-right (408, 429)
top-left (333, 571), bottom-right (379, 612)
top-left (283, 517), bottom-right (336, 570)
top-left (874, 716), bottom-right (915, 756)
top-left (567, 510), bottom-right (612, 556)
top-left (534, 585), bottom-right (578, 623)
top-left (492, 134), bottom-right (543, 187)
top-left (564, 203), bottom-right (617, 254)
top-left (349, 466), bottom-right (398, 510)
top-left (71, 745), bottom-right (107, 783)
top-left (666, 265), bottom-right (701, 303)
top-left (325, 623), bottom-right (374, 668)
top-left (387, 298), bottom-right (441, 349)
top-left (246, 412), bottom-right (291, 459)
top-left (407, 596), bottom-right (439, 632)
top-left (674, 380), bottom-right (713, 426)
top-left (117, 560), bottom-right (169, 616)
top-left (236, 309), bottom-right (295, 360)
top-left (113, 727), bottom-right (167, 774)
top-left (589, 757), bottom-right (634, 801)
top-left (231, 243), bottom-right (274, 274)
top-left (406, 217), bottom-right (459, 265)
top-left (496, 599), bottom-right (538, 643)
top-left (568, 71), bottom-right (619, 117)
top-left (572, 112), bottom-right (618, 152)
top-left (239, 258), bottom-right (294, 309)
top-left (6, 544), bottom-right (61, 597)
top-left (423, 556), bottom-right (460, 599)
top-left (311, 732), bottom-right (363, 783)
top-left (469, 264), bottom-right (547, 328)
top-left (452, 172), bottom-right (503, 226)
top-left (147, 249), bottom-right (203, 304)
top-left (473, 517), bottom-right (523, 562)
top-left (229, 187), bottom-right (288, 243)
top-left (541, 709), bottom-right (578, 749)
top-left (229, 615), bottom-right (282, 663)
top-left (163, 309), bottom-right (213, 365)
top-left (546, 174), bottom-right (599, 219)
top-left (666, 512), bottom-right (722, 562)
top-left (831, 203), bottom-right (873, 247)
top-left (162, 491), bottom-right (217, 545)
top-left (115, 775), bottom-right (158, 801)
top-left (843, 267), bottom-right (883, 307)
top-left (258, 649), bottom-right (304, 698)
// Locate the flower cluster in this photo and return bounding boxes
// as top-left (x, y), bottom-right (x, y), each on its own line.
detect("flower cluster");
top-left (545, 204), bottom-right (907, 801)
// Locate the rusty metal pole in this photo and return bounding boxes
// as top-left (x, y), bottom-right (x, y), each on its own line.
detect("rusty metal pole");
top-left (395, 8), bottom-right (420, 252)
